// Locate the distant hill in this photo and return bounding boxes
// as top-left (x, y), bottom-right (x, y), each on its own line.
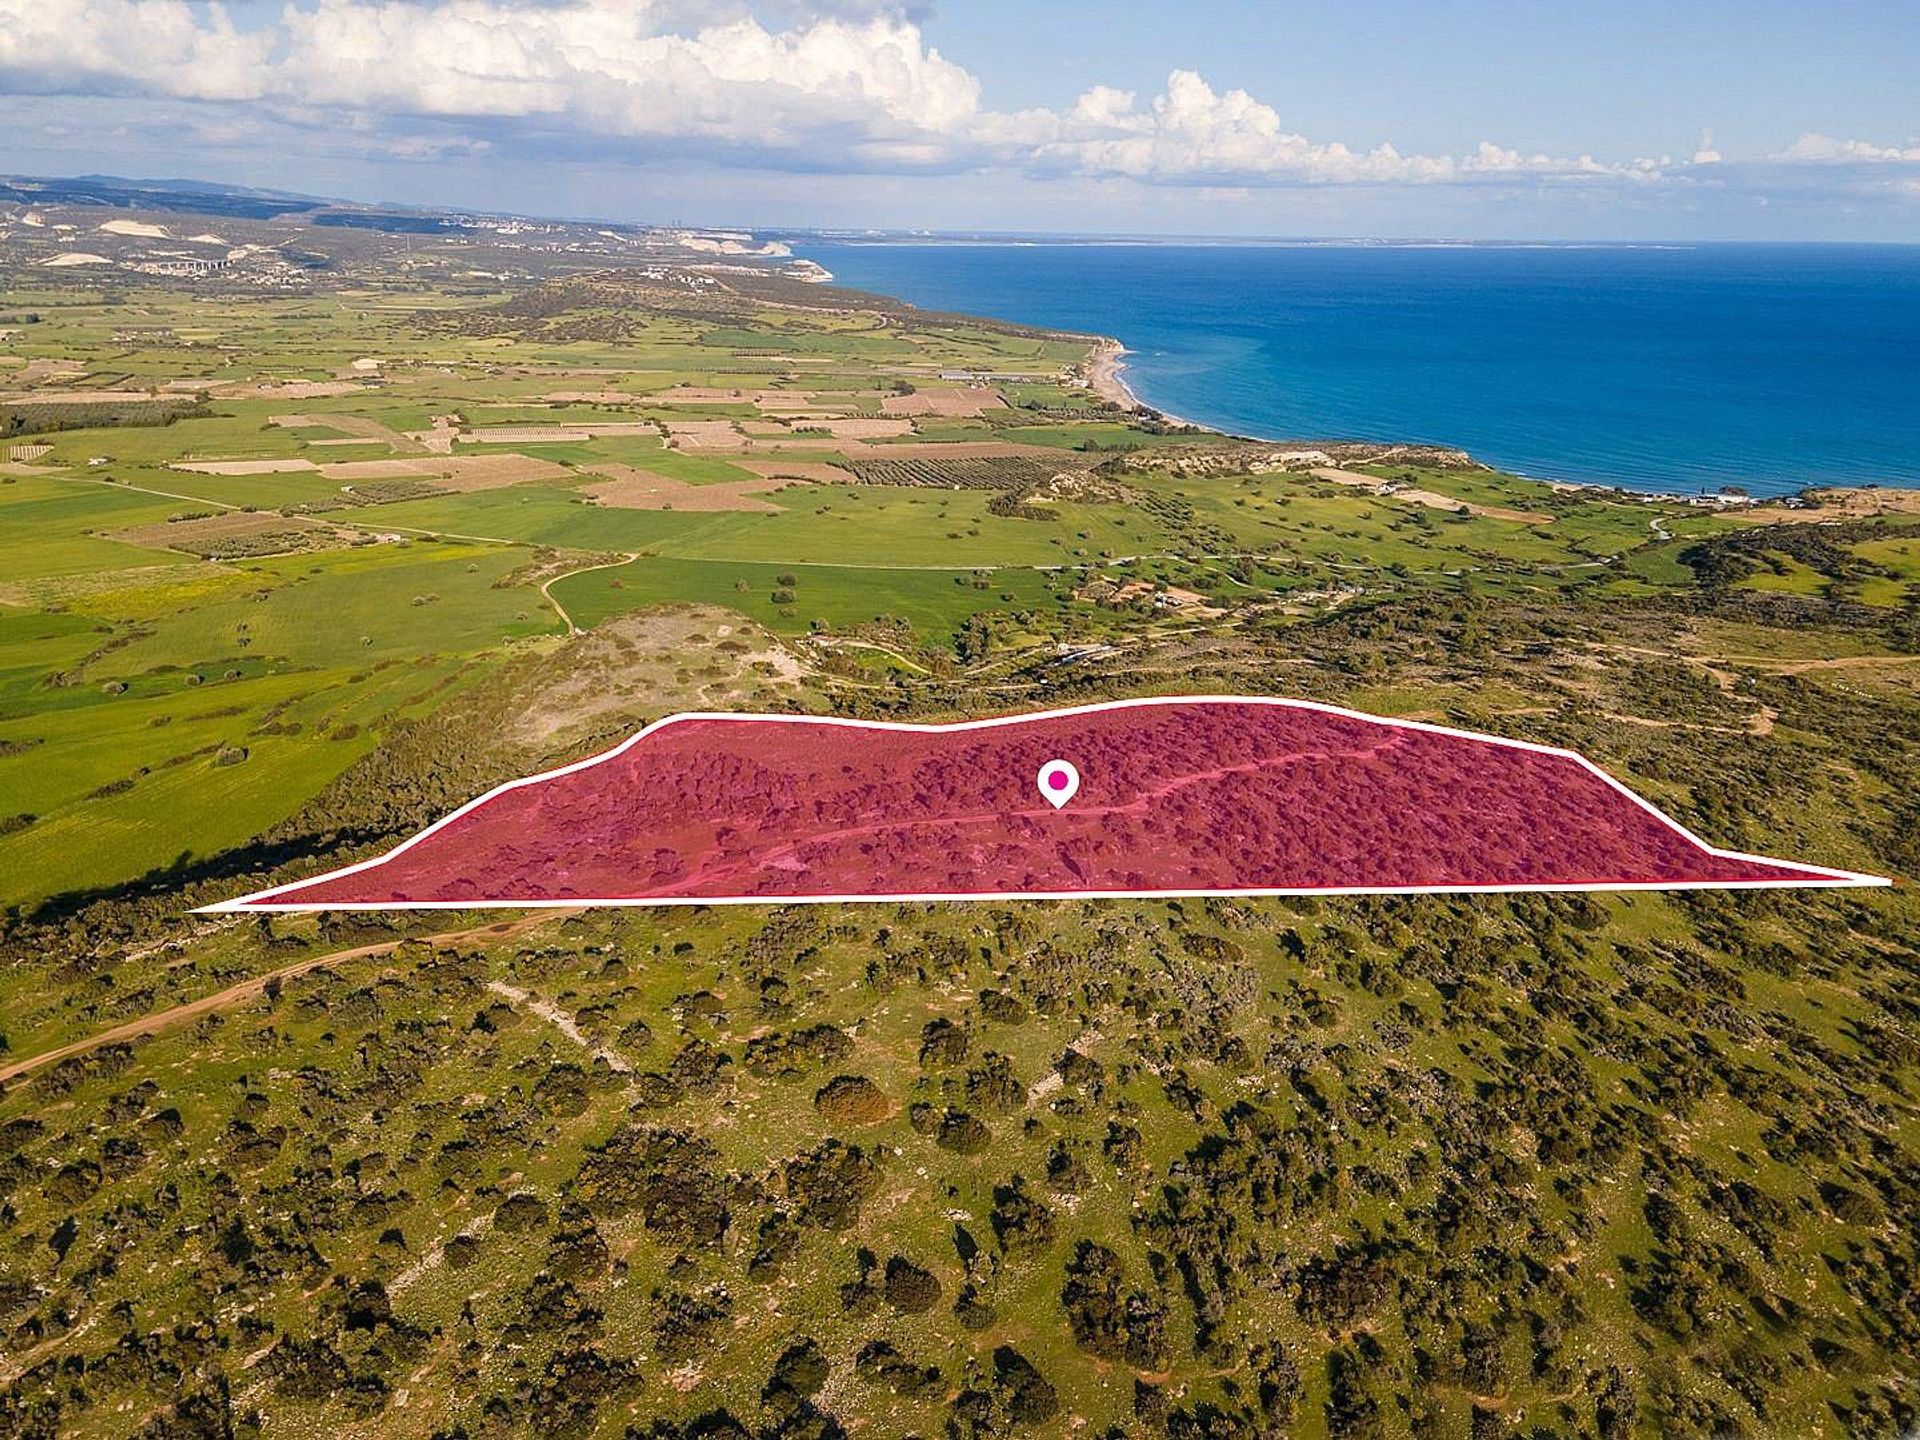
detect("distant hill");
top-left (0, 173), bottom-right (329, 220)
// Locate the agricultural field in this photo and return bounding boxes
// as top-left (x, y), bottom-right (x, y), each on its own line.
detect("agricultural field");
top-left (15, 269), bottom-right (1819, 913)
top-left (2, 245), bottom-right (1919, 1440)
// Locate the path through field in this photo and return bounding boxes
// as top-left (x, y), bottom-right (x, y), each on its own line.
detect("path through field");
top-left (0, 909), bottom-right (576, 1085)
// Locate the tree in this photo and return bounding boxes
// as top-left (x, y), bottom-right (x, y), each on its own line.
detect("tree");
top-left (883, 1255), bottom-right (941, 1314)
top-left (494, 1191), bottom-right (550, 1235)
top-left (763, 1337), bottom-right (829, 1417)
top-left (990, 1176), bottom-right (1055, 1256)
top-left (1061, 1242), bottom-right (1168, 1371)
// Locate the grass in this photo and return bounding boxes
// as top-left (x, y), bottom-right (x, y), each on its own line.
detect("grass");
top-left (0, 472), bottom-right (196, 580)
top-left (88, 540), bottom-right (559, 675)
top-left (552, 555), bottom-right (1062, 641)
top-left (0, 273), bottom-right (1895, 918)
top-left (1851, 535), bottom-right (1920, 606)
top-left (1738, 553), bottom-right (1830, 596)
top-left (3, 273), bottom-right (1918, 1440)
top-left (0, 530), bottom-right (560, 904)
top-left (0, 659), bottom-right (456, 899)
top-left (366, 482), bottom-right (1171, 568)
top-left (0, 285), bottom-right (1136, 903)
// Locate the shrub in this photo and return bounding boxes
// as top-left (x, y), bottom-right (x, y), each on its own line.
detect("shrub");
top-left (784, 1140), bottom-right (882, 1230)
top-left (1061, 1241), bottom-right (1168, 1370)
top-left (920, 1018), bottom-right (969, 1067)
top-left (883, 1255), bottom-right (941, 1314)
top-left (814, 1074), bottom-right (889, 1125)
top-left (494, 1191), bottom-right (551, 1235)
top-left (764, 1337), bottom-right (830, 1413)
top-left (936, 1110), bottom-right (990, 1155)
top-left (989, 1175), bottom-right (1055, 1254)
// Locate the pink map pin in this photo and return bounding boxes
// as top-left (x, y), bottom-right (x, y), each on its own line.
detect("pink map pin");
top-left (1037, 759), bottom-right (1080, 809)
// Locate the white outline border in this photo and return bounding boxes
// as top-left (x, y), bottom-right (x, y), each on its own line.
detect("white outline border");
top-left (204, 695), bottom-right (1890, 912)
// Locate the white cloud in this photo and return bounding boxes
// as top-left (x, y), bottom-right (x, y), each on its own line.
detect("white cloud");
top-left (0, 0), bottom-right (985, 162)
top-left (0, 0), bottom-right (273, 102)
top-left (265, 3), bottom-right (984, 151)
top-left (1026, 71), bottom-right (1460, 184)
top-left (1019, 76), bottom-right (1664, 187)
top-left (1776, 132), bottom-right (1920, 163)
top-left (0, 0), bottom-right (1907, 204)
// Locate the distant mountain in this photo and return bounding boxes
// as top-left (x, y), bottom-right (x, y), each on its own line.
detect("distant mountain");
top-left (69, 174), bottom-right (326, 202)
top-left (0, 173), bottom-right (329, 220)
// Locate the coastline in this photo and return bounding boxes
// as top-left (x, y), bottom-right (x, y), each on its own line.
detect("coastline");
top-left (1084, 338), bottom-right (1142, 411)
top-left (808, 239), bottom-right (1920, 504)
top-left (820, 241), bottom-right (1696, 494)
top-left (1069, 331), bottom-right (1791, 511)
top-left (1081, 336), bottom-right (1209, 433)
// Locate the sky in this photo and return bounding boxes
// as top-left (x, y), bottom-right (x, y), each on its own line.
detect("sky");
top-left (0, 0), bottom-right (1916, 240)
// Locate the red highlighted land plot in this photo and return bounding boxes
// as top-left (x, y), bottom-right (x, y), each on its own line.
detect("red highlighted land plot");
top-left (211, 698), bottom-right (1884, 911)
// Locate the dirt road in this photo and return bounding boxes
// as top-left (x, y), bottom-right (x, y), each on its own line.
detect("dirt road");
top-left (0, 909), bottom-right (573, 1086)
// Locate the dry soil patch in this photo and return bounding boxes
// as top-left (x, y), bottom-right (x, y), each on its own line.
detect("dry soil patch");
top-left (882, 388), bottom-right (1007, 418)
top-left (1309, 467), bottom-right (1552, 523)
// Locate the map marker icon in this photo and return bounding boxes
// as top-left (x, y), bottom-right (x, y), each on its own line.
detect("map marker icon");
top-left (1037, 759), bottom-right (1080, 809)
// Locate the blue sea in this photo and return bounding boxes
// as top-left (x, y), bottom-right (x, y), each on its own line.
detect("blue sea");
top-left (802, 241), bottom-right (1920, 497)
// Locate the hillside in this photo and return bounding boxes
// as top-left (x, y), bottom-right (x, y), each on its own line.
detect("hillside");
top-left (1, 222), bottom-right (1918, 1440)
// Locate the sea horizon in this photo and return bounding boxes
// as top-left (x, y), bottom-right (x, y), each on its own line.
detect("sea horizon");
top-left (804, 238), bottom-right (1920, 498)
top-left (792, 232), bottom-right (1892, 249)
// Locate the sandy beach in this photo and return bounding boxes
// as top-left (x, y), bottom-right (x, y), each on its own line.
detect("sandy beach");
top-left (1084, 338), bottom-right (1142, 410)
top-left (1082, 336), bottom-right (1213, 432)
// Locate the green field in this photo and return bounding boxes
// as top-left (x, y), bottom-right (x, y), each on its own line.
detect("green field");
top-left (2, 264), bottom-right (1918, 1440)
top-left (552, 555), bottom-right (1064, 638)
top-left (7, 280), bottom-right (1919, 911)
